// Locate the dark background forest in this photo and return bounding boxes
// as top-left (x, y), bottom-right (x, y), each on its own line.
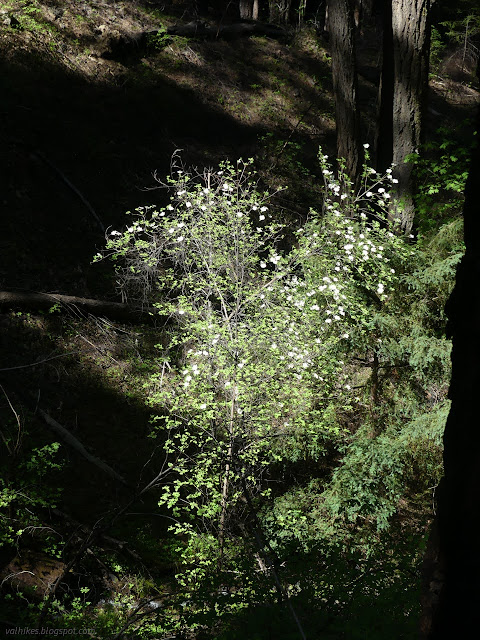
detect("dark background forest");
top-left (0, 0), bottom-right (479, 638)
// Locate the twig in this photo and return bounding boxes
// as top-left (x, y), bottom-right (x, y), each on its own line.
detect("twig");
top-left (0, 352), bottom-right (76, 372)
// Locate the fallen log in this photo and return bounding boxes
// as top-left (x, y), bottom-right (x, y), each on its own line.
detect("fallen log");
top-left (0, 290), bottom-right (165, 325)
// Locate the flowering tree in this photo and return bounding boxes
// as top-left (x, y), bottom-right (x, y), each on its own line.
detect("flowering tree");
top-left (99, 154), bottom-right (413, 631)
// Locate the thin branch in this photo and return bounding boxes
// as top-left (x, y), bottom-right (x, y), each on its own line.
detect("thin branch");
top-left (0, 352), bottom-right (76, 373)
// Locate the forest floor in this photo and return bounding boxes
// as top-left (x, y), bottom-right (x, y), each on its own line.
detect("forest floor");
top-left (0, 0), bottom-right (479, 636)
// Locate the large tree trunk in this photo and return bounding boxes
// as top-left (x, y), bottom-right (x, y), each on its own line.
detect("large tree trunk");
top-left (375, 0), bottom-right (394, 173)
top-left (329, 0), bottom-right (362, 187)
top-left (239, 0), bottom-right (259, 19)
top-left (420, 95), bottom-right (480, 637)
top-left (390, 0), bottom-right (433, 234)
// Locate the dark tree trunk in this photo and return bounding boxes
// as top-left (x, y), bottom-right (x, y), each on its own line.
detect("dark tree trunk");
top-left (239, 0), bottom-right (259, 19)
top-left (420, 94), bottom-right (480, 638)
top-left (390, 0), bottom-right (433, 234)
top-left (375, 0), bottom-right (394, 173)
top-left (329, 0), bottom-right (362, 187)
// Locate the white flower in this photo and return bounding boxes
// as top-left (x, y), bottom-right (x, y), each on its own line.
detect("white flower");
top-left (345, 384), bottom-right (351, 390)
top-left (363, 143), bottom-right (370, 149)
top-left (259, 214), bottom-right (265, 221)
top-left (325, 318), bottom-right (332, 324)
top-left (392, 178), bottom-right (399, 183)
top-left (271, 343), bottom-right (278, 349)
top-left (177, 236), bottom-right (184, 242)
top-left (342, 333), bottom-right (349, 339)
top-left (185, 375), bottom-right (192, 382)
top-left (237, 212), bottom-right (242, 218)
top-left (260, 261), bottom-right (267, 268)
top-left (109, 230), bottom-right (121, 236)
top-left (378, 187), bottom-right (385, 194)
top-left (377, 283), bottom-right (384, 294)
top-left (200, 403), bottom-right (207, 409)
top-left (383, 193), bottom-right (391, 199)
top-left (340, 193), bottom-right (347, 200)
top-left (260, 206), bottom-right (268, 212)
top-left (186, 202), bottom-right (192, 208)
top-left (390, 268), bottom-right (395, 273)
top-left (168, 228), bottom-right (175, 234)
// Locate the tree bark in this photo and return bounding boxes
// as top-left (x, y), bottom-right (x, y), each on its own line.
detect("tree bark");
top-left (375, 0), bottom-right (394, 173)
top-left (390, 0), bottom-right (433, 234)
top-left (420, 91), bottom-right (480, 638)
top-left (329, 0), bottom-right (362, 187)
top-left (239, 0), bottom-right (259, 19)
